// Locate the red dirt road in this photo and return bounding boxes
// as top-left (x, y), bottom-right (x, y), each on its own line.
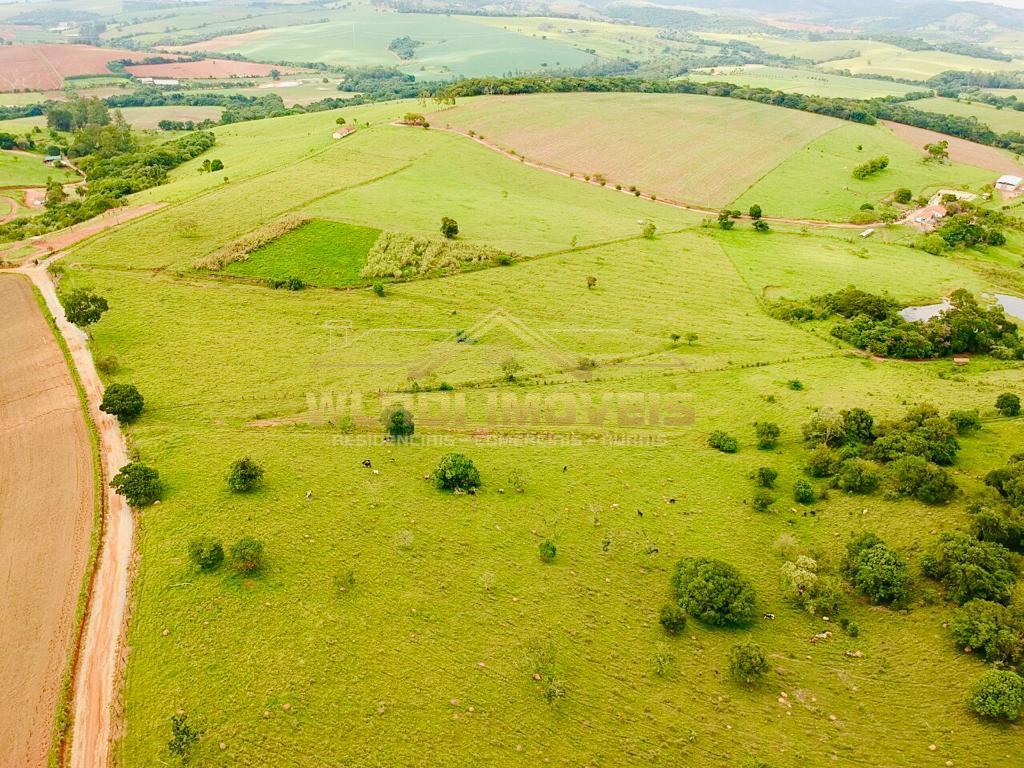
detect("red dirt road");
top-left (0, 275), bottom-right (94, 768)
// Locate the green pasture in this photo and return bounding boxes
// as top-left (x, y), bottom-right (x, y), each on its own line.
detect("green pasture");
top-left (0, 151), bottom-right (77, 187)
top-left (686, 66), bottom-right (919, 98)
top-left (907, 96), bottom-right (1024, 135)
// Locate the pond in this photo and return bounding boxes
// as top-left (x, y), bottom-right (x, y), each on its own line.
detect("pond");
top-left (899, 294), bottom-right (1024, 323)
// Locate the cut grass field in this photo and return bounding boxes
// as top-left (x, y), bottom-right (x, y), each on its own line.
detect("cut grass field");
top-left (0, 151), bottom-right (78, 187)
top-left (687, 65), bottom-right (919, 98)
top-left (224, 220), bottom-right (381, 287)
top-left (115, 106), bottom-right (224, 130)
top-left (733, 122), bottom-right (996, 221)
top-left (907, 96), bottom-right (1024, 135)
top-left (439, 92), bottom-right (839, 209)
top-left (57, 94), bottom-right (1024, 767)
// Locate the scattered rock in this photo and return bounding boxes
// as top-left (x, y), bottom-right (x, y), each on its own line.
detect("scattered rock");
top-left (282, 703), bottom-right (291, 711)
top-left (372, 469), bottom-right (380, 475)
top-left (844, 650), bottom-right (864, 658)
top-left (928, 745), bottom-right (937, 752)
top-left (161, 628), bottom-right (170, 637)
top-left (219, 742), bottom-right (227, 750)
top-left (828, 714), bottom-right (837, 722)
top-left (263, 710), bottom-right (270, 719)
top-left (533, 673), bottom-right (542, 681)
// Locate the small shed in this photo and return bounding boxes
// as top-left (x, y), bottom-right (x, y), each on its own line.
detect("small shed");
top-left (859, 228), bottom-right (875, 239)
top-left (43, 155), bottom-right (62, 165)
top-left (995, 174), bottom-right (1022, 192)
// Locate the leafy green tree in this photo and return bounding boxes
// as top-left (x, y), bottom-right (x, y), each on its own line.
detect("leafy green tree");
top-left (539, 539), bottom-right (557, 562)
top-left (434, 452), bottom-right (481, 491)
top-left (728, 642), bottom-right (769, 684)
top-left (846, 537), bottom-right (911, 605)
top-left (754, 421), bottom-right (780, 450)
top-left (717, 210), bottom-right (734, 230)
top-left (754, 466), bottom-right (778, 488)
top-left (110, 462), bottom-right (162, 507)
top-left (672, 557), bottom-right (757, 626)
top-left (996, 392), bottom-right (1021, 417)
top-left (61, 288), bottom-right (108, 327)
top-left (641, 220), bottom-right (656, 239)
top-left (440, 216), bottom-right (459, 239)
top-left (949, 600), bottom-right (1024, 664)
top-left (793, 479), bottom-right (815, 504)
top-left (752, 219), bottom-right (770, 232)
top-left (841, 407), bottom-right (875, 444)
top-left (381, 404), bottom-right (415, 441)
top-left (968, 670), bottom-right (1023, 721)
top-left (226, 456), bottom-right (264, 493)
top-left (99, 382), bottom-right (144, 423)
top-left (752, 490), bottom-right (774, 512)
top-left (922, 532), bottom-right (1018, 604)
top-left (894, 188), bottom-right (913, 204)
top-left (924, 140), bottom-right (950, 162)
top-left (659, 604), bottom-right (686, 634)
top-left (748, 204), bottom-right (762, 219)
top-left (708, 430), bottom-right (738, 453)
top-left (835, 458), bottom-right (881, 494)
top-left (948, 409), bottom-right (982, 435)
top-left (230, 536), bottom-right (265, 573)
top-left (168, 712), bottom-right (201, 762)
top-left (210, 159), bottom-right (224, 171)
top-left (187, 537), bottom-right (224, 572)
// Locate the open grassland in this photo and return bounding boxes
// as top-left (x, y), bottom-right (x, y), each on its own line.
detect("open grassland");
top-left (0, 151), bottom-right (78, 187)
top-left (882, 121), bottom-right (1024, 177)
top-left (225, 220), bottom-right (381, 287)
top-left (115, 106), bottom-right (224, 130)
top-left (907, 96), bottom-right (1024, 135)
top-left (439, 92), bottom-right (839, 209)
top-left (686, 65), bottom-right (919, 98)
top-left (178, 9), bottom-right (593, 80)
top-left (733, 123), bottom-right (996, 221)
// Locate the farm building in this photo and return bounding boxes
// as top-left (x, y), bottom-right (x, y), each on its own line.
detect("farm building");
top-left (908, 204), bottom-right (947, 231)
top-left (928, 189), bottom-right (976, 206)
top-left (43, 155), bottom-right (62, 165)
top-left (995, 174), bottom-right (1022, 192)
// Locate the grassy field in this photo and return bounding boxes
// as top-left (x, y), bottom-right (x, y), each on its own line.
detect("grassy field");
top-left (686, 66), bottom-right (919, 98)
top-left (54, 94), bottom-right (1024, 767)
top-left (177, 9), bottom-right (594, 80)
top-left (907, 96), bottom-right (1024, 135)
top-left (439, 92), bottom-right (840, 209)
top-left (733, 122), bottom-right (996, 221)
top-left (115, 106), bottom-right (224, 129)
top-left (0, 151), bottom-right (78, 187)
top-left (224, 220), bottom-right (381, 287)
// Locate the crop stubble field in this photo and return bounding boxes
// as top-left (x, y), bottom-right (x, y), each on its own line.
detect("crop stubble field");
top-left (49, 92), bottom-right (1024, 767)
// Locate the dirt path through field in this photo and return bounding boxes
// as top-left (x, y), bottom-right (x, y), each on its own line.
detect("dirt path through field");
top-left (0, 275), bottom-right (94, 768)
top-left (15, 257), bottom-right (135, 768)
top-left (0, 195), bottom-right (15, 223)
top-left (416, 123), bottom-right (867, 229)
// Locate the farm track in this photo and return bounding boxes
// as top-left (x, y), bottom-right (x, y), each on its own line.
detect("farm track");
top-left (418, 123), bottom-right (869, 230)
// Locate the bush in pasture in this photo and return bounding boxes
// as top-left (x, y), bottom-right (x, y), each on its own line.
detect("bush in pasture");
top-left (659, 604), bottom-right (687, 635)
top-left (539, 539), bottom-right (557, 563)
top-left (500, 356), bottom-right (523, 382)
top-left (440, 216), bottom-right (459, 239)
top-left (787, 379), bottom-right (804, 390)
top-left (968, 497), bottom-right (1024, 552)
top-left (843, 533), bottom-right (911, 606)
top-left (793, 479), bottom-right (815, 504)
top-left (586, 275), bottom-right (597, 289)
top-left (894, 188), bottom-right (913, 204)
top-left (717, 210), bottom-right (734, 230)
top-left (230, 536), bottom-right (265, 574)
top-left (110, 462), bottom-right (162, 507)
top-left (842, 407), bottom-right (875, 444)
top-left (748, 204), bottom-right (762, 219)
top-left (95, 354), bottom-right (119, 375)
top-left (948, 409), bottom-right (982, 435)
top-left (852, 155), bottom-right (889, 180)
top-left (754, 421), bottom-right (780, 449)
top-left (754, 466), bottom-right (777, 488)
top-left (187, 537), bottom-right (224, 572)
top-left (381, 404), bottom-right (414, 441)
top-left (802, 411), bottom-right (846, 447)
top-left (708, 430), bottom-right (738, 453)
top-left (921, 532), bottom-right (1018, 605)
top-left (672, 557), bottom-right (757, 626)
top-left (752, 219), bottom-right (770, 232)
top-left (781, 556), bottom-right (844, 616)
top-left (372, 282), bottom-right (385, 297)
top-left (61, 287), bottom-right (108, 327)
top-left (752, 490), bottom-right (774, 512)
top-left (728, 642), bottom-right (769, 685)
top-left (996, 392), bottom-right (1021, 417)
top-left (434, 452), bottom-right (481, 491)
top-left (100, 382), bottom-right (144, 423)
top-left (226, 456), bottom-right (264, 493)
top-left (168, 712), bottom-right (201, 761)
top-left (949, 600), bottom-right (1024, 664)
top-left (835, 459), bottom-right (881, 494)
top-left (968, 670), bottom-right (1024, 721)
top-left (642, 220), bottom-right (656, 239)
top-left (335, 116), bottom-right (346, 125)
top-left (495, 253), bottom-right (513, 265)
top-left (210, 159), bottom-right (223, 171)
top-left (883, 455), bottom-right (957, 504)
top-left (805, 445), bottom-right (842, 478)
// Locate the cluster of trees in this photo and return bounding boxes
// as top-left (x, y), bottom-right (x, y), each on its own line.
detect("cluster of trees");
top-left (930, 202), bottom-right (1009, 251)
top-left (188, 535), bottom-right (265, 574)
top-left (670, 557), bottom-right (757, 626)
top-left (852, 155), bottom-right (889, 180)
top-left (388, 36), bottom-right (424, 60)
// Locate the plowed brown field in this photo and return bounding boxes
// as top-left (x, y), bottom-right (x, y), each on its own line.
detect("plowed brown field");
top-left (0, 44), bottom-right (126, 91)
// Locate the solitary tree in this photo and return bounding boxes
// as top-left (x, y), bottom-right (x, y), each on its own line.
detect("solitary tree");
top-left (996, 392), bottom-right (1021, 417)
top-left (728, 642), bottom-right (770, 685)
top-left (717, 210), bottom-right (734, 230)
top-left (168, 712), bottom-right (201, 762)
top-left (381, 404), bottom-right (415, 441)
top-left (230, 536), bottom-right (265, 573)
top-left (642, 220), bottom-right (657, 239)
top-left (61, 288), bottom-right (108, 327)
top-left (100, 382), bottom-right (144, 423)
top-left (924, 140), bottom-right (950, 162)
top-left (754, 421), bottom-right (781, 450)
top-left (748, 204), bottom-right (762, 219)
top-left (188, 537), bottom-right (224, 572)
top-left (440, 216), bottom-right (459, 239)
top-left (434, 452), bottom-right (480, 491)
top-left (110, 462), bottom-right (162, 507)
top-left (226, 456), bottom-right (264, 492)
top-left (539, 539), bottom-right (557, 562)
top-left (969, 669), bottom-right (1024, 721)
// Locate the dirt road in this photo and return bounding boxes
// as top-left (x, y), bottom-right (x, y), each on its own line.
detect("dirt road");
top-left (0, 275), bottom-right (94, 768)
top-left (18, 258), bottom-right (135, 768)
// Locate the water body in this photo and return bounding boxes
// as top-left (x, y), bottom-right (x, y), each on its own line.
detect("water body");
top-left (899, 295), bottom-right (1024, 323)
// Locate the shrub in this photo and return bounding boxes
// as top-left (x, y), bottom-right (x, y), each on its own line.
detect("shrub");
top-left (754, 421), bottom-right (780, 449)
top-left (381, 404), bottom-right (415, 441)
top-left (835, 458), bottom-right (881, 494)
top-left (728, 642), bottom-right (769, 684)
top-left (539, 539), bottom-right (557, 563)
top-left (187, 537), bottom-right (224, 572)
top-left (752, 490), bottom-right (774, 512)
top-left (793, 479), bottom-right (815, 504)
top-left (642, 220), bottom-right (656, 239)
top-left (110, 462), bottom-right (161, 507)
top-left (748, 203), bottom-right (762, 219)
top-left (968, 670), bottom-right (1024, 721)
top-left (996, 392), bottom-right (1021, 417)
top-left (802, 411), bottom-right (846, 447)
top-left (659, 604), bottom-right (687, 634)
top-left (780, 555), bottom-right (844, 616)
top-left (948, 409), bottom-right (982, 435)
top-left (226, 456), bottom-right (264, 492)
top-left (95, 354), bottom-right (119, 374)
top-left (883, 455), bottom-right (957, 504)
top-left (230, 536), bottom-right (265, 573)
top-left (708, 430), bottom-right (738, 453)
top-left (894, 187), bottom-right (913, 204)
top-left (843, 532), bottom-right (911, 606)
top-left (921, 532), bottom-right (1018, 604)
top-left (852, 155), bottom-right (889, 180)
top-left (949, 599), bottom-right (1024, 664)
top-left (842, 407), bottom-right (875, 444)
top-left (752, 219), bottom-right (770, 232)
top-left (440, 216), bottom-right (459, 239)
top-left (755, 466), bottom-right (778, 488)
top-left (61, 287), bottom-right (108, 327)
top-left (99, 382), bottom-right (144, 423)
top-left (434, 452), bottom-right (481, 491)
top-left (168, 712), bottom-right (201, 761)
top-left (805, 445), bottom-right (842, 478)
top-left (372, 282), bottom-right (385, 297)
top-left (671, 557), bottom-right (757, 626)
